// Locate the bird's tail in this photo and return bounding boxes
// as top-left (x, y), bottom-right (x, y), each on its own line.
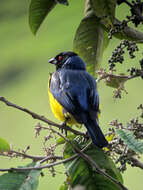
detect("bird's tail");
top-left (84, 119), bottom-right (108, 148)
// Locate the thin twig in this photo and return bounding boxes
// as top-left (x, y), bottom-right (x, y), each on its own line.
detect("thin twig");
top-left (39, 155), bottom-right (62, 164)
top-left (0, 150), bottom-right (63, 163)
top-left (0, 155), bottom-right (78, 172)
top-left (97, 70), bottom-right (141, 82)
top-left (0, 96), bottom-right (85, 137)
top-left (129, 157), bottom-right (143, 169)
top-left (11, 150), bottom-right (63, 162)
top-left (0, 142), bottom-right (92, 172)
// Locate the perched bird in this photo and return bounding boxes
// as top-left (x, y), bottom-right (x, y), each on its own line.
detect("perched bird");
top-left (48, 51), bottom-right (108, 148)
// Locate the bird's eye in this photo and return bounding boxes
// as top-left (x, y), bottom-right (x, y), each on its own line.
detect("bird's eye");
top-left (58, 56), bottom-right (63, 61)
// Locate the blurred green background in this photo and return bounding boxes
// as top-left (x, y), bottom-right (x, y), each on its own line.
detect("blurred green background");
top-left (0, 0), bottom-right (143, 189)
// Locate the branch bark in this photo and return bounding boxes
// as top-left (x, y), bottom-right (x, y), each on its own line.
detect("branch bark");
top-left (0, 154), bottom-right (78, 172)
top-left (0, 96), bottom-right (85, 137)
top-left (0, 150), bottom-right (63, 162)
top-left (129, 157), bottom-right (143, 169)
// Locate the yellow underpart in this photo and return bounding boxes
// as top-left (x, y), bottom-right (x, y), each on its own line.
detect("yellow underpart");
top-left (48, 79), bottom-right (77, 125)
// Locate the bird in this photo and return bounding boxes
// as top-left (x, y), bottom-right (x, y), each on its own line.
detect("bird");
top-left (48, 51), bottom-right (108, 148)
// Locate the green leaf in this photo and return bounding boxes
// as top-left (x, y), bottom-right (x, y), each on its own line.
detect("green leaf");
top-left (0, 162), bottom-right (41, 190)
top-left (57, 133), bottom-right (76, 145)
top-left (0, 137), bottom-right (10, 152)
top-left (29, 0), bottom-right (56, 34)
top-left (56, 0), bottom-right (69, 6)
top-left (91, 0), bottom-right (117, 25)
top-left (73, 16), bottom-right (109, 77)
top-left (105, 74), bottom-right (128, 89)
top-left (63, 138), bottom-right (123, 190)
top-left (59, 181), bottom-right (68, 190)
top-left (117, 129), bottom-right (143, 154)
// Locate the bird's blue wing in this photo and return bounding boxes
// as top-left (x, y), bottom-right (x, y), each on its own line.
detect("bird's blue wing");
top-left (49, 69), bottom-right (99, 121)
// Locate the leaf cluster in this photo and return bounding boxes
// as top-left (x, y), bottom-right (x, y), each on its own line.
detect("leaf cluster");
top-left (60, 138), bottom-right (123, 190)
top-left (0, 163), bottom-right (41, 190)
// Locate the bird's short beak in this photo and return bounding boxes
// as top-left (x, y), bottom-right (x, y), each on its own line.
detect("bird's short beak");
top-left (49, 58), bottom-right (57, 64)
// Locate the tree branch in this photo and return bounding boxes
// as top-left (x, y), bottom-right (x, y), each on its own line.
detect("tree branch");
top-left (97, 69), bottom-right (143, 83)
top-left (0, 154), bottom-right (78, 172)
top-left (0, 140), bottom-right (91, 172)
top-left (0, 121), bottom-right (128, 190)
top-left (113, 18), bottom-right (143, 43)
top-left (129, 157), bottom-right (143, 169)
top-left (0, 97), bottom-right (128, 190)
top-left (40, 124), bottom-right (128, 190)
top-left (0, 150), bottom-right (63, 162)
top-left (0, 96), bottom-right (85, 137)
top-left (77, 151), bottom-right (128, 190)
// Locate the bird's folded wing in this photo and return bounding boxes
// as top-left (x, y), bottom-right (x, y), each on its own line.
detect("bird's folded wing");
top-left (49, 70), bottom-right (99, 117)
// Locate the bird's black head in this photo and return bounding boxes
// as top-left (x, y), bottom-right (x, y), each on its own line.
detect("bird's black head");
top-left (49, 51), bottom-right (86, 70)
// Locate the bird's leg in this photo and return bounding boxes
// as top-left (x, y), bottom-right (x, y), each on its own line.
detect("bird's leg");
top-left (61, 121), bottom-right (67, 136)
top-left (60, 117), bottom-right (70, 136)
top-left (60, 122), bottom-right (64, 134)
top-left (60, 109), bottom-right (71, 136)
top-left (60, 111), bottom-right (70, 136)
top-left (84, 131), bottom-right (90, 142)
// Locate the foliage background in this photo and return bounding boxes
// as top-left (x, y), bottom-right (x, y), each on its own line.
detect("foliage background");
top-left (0, 0), bottom-right (143, 189)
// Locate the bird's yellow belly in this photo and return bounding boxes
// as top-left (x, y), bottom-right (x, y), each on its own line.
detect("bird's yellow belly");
top-left (48, 82), bottom-right (77, 125)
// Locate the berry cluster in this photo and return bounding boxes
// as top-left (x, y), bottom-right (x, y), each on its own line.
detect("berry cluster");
top-left (130, 0), bottom-right (143, 27)
top-left (137, 104), bottom-right (143, 118)
top-left (108, 40), bottom-right (139, 70)
top-left (115, 150), bottom-right (135, 172)
top-left (108, 106), bottom-right (143, 172)
top-left (128, 67), bottom-right (141, 77)
top-left (110, 0), bottom-right (143, 38)
top-left (108, 20), bottom-right (128, 39)
top-left (127, 58), bottom-right (143, 79)
top-left (117, 0), bottom-right (143, 27)
top-left (139, 58), bottom-right (143, 69)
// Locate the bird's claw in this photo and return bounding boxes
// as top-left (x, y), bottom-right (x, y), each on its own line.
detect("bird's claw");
top-left (83, 131), bottom-right (90, 142)
top-left (60, 121), bottom-right (68, 136)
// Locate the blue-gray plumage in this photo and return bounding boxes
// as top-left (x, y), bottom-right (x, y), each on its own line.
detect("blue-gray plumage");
top-left (49, 51), bottom-right (108, 148)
